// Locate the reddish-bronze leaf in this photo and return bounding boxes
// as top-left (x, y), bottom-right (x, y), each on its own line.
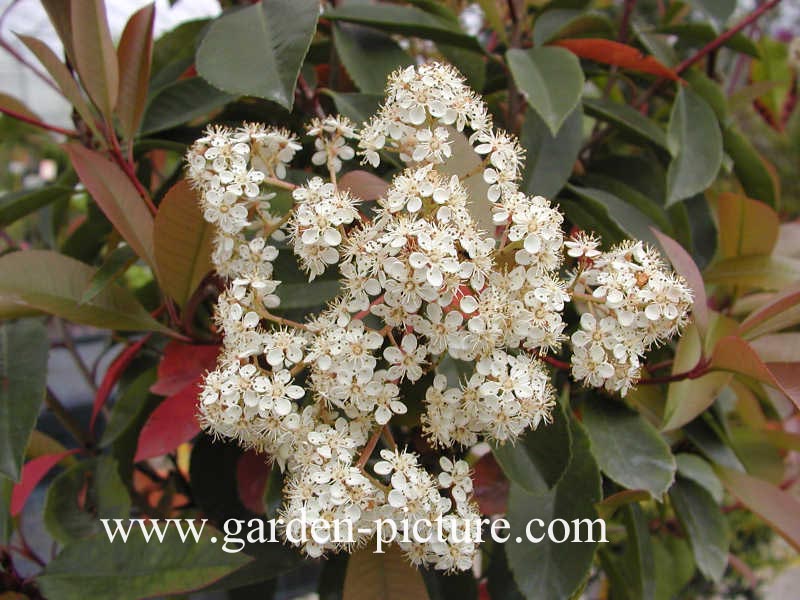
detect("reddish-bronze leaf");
top-left (552, 38), bottom-right (680, 81)
top-left (91, 335), bottom-right (152, 430)
top-left (11, 450), bottom-right (80, 516)
top-left (135, 380), bottom-right (202, 462)
top-left (117, 3), bottom-right (155, 139)
top-left (150, 341), bottom-right (220, 397)
top-left (236, 450), bottom-right (270, 514)
top-left (70, 0), bottom-right (119, 118)
top-left (472, 452), bottom-right (509, 515)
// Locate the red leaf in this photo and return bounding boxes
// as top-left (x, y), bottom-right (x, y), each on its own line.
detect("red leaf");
top-left (552, 39), bottom-right (680, 81)
top-left (91, 335), bottom-right (151, 430)
top-left (150, 341), bottom-right (220, 396)
top-left (651, 228), bottom-right (709, 337)
top-left (135, 380), bottom-right (201, 462)
top-left (711, 336), bottom-right (800, 410)
top-left (471, 453), bottom-right (509, 515)
top-left (11, 450), bottom-right (80, 516)
top-left (236, 450), bottom-right (270, 514)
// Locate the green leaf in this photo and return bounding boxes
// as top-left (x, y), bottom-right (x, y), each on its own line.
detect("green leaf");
top-left (566, 184), bottom-right (659, 247)
top-left (506, 418), bottom-right (602, 599)
top-left (333, 23), bottom-right (412, 95)
top-left (0, 250), bottom-right (168, 332)
top-left (663, 324), bottom-right (731, 431)
top-left (669, 477), bottom-right (729, 581)
top-left (37, 526), bottom-right (251, 600)
top-left (652, 536), bottom-right (695, 600)
top-left (141, 77), bottom-right (235, 135)
top-left (322, 91), bottom-right (382, 124)
top-left (491, 398), bottom-right (572, 495)
top-left (154, 180), bottom-right (213, 307)
top-left (507, 47), bottom-right (584, 136)
top-left (196, 0), bottom-right (319, 109)
top-left (101, 368), bottom-right (157, 448)
top-left (665, 88), bottom-right (723, 206)
top-left (70, 0), bottom-right (119, 118)
top-left (0, 319), bottom-right (48, 480)
top-left (683, 70), bottom-right (728, 123)
top-left (0, 185), bottom-right (73, 228)
top-left (602, 504), bottom-right (655, 600)
top-left (684, 417), bottom-right (745, 471)
top-left (722, 126), bottom-right (779, 208)
top-left (324, 4), bottom-right (482, 51)
top-left (687, 0), bottom-right (736, 29)
top-left (116, 3), bottom-right (155, 139)
top-left (342, 544), bottom-right (430, 600)
top-left (583, 400), bottom-right (676, 499)
top-left (276, 280), bottom-right (342, 310)
top-left (532, 10), bottom-right (613, 45)
top-left (43, 457), bottom-right (131, 544)
top-left (65, 143), bottom-right (155, 268)
top-left (80, 245), bottom-right (138, 305)
top-left (521, 107), bottom-right (582, 199)
top-left (657, 23), bottom-right (758, 56)
top-left (583, 97), bottom-right (667, 149)
top-left (438, 44), bottom-right (486, 92)
top-left (715, 465), bottom-right (800, 551)
top-left (675, 453), bottom-right (723, 502)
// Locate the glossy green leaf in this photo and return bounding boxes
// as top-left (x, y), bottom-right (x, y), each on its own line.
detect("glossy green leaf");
top-left (687, 0), bottom-right (735, 29)
top-left (652, 536), bottom-right (695, 600)
top-left (333, 23), bottom-right (412, 94)
top-left (0, 185), bottom-right (73, 228)
top-left (506, 419), bottom-right (602, 599)
top-left (141, 77), bottom-right (235, 135)
top-left (71, 0), bottom-right (119, 118)
top-left (101, 368), bottom-right (157, 447)
top-left (0, 250), bottom-right (167, 332)
top-left (37, 525), bottom-right (251, 600)
top-left (675, 453), bottom-right (723, 502)
top-left (154, 180), bottom-right (214, 307)
top-left (80, 245), bottom-right (138, 305)
top-left (276, 281), bottom-right (342, 310)
top-left (0, 319), bottom-right (48, 481)
top-left (605, 504), bottom-right (655, 600)
top-left (43, 457), bottom-right (131, 544)
top-left (684, 418), bottom-right (745, 471)
top-left (324, 4), bottom-right (482, 51)
top-left (532, 9), bottom-right (613, 45)
top-left (566, 184), bottom-right (659, 247)
top-left (116, 3), bottom-right (155, 139)
top-left (65, 143), bottom-right (155, 268)
top-left (196, 0), bottom-right (319, 109)
top-left (322, 91), bottom-right (382, 124)
top-left (521, 107), bottom-right (582, 199)
top-left (722, 126), bottom-right (779, 208)
top-left (583, 97), bottom-right (667, 149)
top-left (669, 477), bottom-right (729, 581)
top-left (665, 88), bottom-right (722, 206)
top-left (491, 398), bottom-right (572, 495)
top-left (583, 400), bottom-right (676, 499)
top-left (506, 47), bottom-right (584, 136)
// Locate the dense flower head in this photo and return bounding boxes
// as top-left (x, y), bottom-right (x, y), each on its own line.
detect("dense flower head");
top-left (185, 62), bottom-right (693, 570)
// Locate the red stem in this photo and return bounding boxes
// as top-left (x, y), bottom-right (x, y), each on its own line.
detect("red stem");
top-left (0, 106), bottom-right (78, 137)
top-left (673, 0), bottom-right (783, 75)
top-left (638, 357), bottom-right (711, 385)
top-left (540, 354), bottom-right (571, 371)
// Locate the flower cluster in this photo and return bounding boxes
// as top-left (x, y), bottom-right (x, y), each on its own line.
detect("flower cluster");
top-left (568, 237), bottom-right (693, 395)
top-left (185, 62), bottom-right (692, 571)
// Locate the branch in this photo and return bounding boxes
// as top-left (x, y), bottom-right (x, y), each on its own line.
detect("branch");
top-left (638, 357), bottom-right (711, 385)
top-left (0, 106), bottom-right (78, 137)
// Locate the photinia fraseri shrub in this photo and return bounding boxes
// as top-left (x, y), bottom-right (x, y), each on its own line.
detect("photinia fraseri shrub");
top-left (0, 1), bottom-right (798, 599)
